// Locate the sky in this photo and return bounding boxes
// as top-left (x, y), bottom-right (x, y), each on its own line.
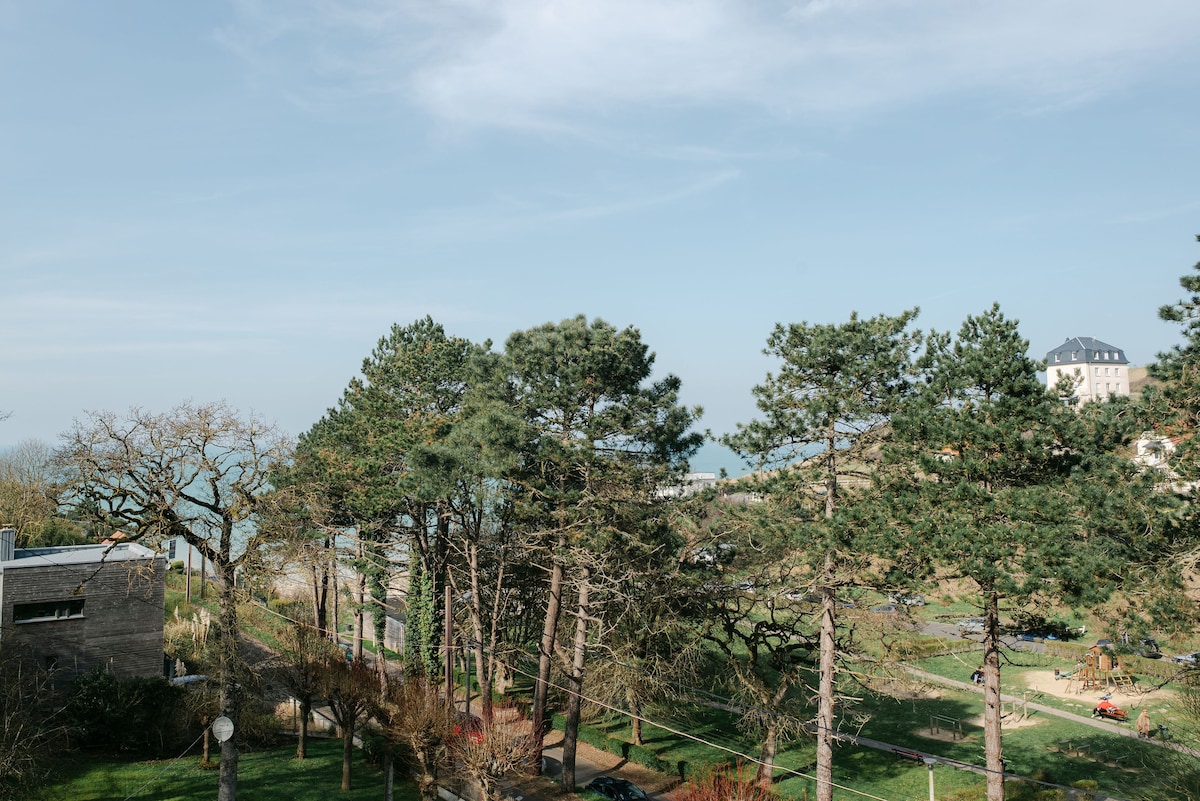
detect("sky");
top-left (3, 1), bottom-right (1200, 475)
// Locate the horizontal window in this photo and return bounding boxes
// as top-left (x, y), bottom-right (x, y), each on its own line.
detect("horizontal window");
top-left (13, 599), bottom-right (85, 623)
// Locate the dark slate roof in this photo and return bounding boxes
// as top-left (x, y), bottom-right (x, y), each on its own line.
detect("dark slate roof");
top-left (1045, 337), bottom-right (1128, 365)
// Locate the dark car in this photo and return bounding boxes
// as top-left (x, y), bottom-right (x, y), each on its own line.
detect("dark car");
top-left (1137, 638), bottom-right (1163, 659)
top-left (586, 776), bottom-right (649, 800)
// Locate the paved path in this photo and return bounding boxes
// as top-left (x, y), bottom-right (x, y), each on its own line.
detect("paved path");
top-left (904, 666), bottom-right (1200, 758)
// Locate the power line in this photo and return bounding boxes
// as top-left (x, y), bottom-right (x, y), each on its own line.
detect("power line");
top-left (227, 590), bottom-right (901, 801)
top-left (120, 726), bottom-right (209, 801)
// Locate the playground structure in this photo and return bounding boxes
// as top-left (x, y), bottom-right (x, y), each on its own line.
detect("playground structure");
top-left (929, 714), bottom-right (964, 740)
top-left (1059, 646), bottom-right (1135, 694)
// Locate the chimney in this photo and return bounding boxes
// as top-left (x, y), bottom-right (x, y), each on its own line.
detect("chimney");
top-left (0, 527), bottom-right (14, 562)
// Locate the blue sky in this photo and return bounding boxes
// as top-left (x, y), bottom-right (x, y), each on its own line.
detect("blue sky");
top-left (3, 1), bottom-right (1200, 475)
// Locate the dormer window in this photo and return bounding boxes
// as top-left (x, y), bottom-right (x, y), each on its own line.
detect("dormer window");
top-left (1072, 351), bottom-right (1078, 360)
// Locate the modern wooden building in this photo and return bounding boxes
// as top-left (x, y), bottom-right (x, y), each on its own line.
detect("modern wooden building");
top-left (0, 528), bottom-right (165, 680)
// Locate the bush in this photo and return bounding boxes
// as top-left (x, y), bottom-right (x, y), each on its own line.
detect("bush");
top-left (626, 742), bottom-right (666, 772)
top-left (673, 769), bottom-right (780, 800)
top-left (65, 668), bottom-right (189, 756)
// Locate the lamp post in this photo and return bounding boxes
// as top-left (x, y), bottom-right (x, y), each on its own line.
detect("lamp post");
top-left (923, 757), bottom-right (937, 801)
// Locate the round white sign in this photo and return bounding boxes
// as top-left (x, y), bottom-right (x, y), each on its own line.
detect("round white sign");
top-left (211, 716), bottom-right (234, 743)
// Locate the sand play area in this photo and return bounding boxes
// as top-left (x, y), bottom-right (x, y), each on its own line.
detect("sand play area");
top-left (1020, 668), bottom-right (1175, 714)
top-left (914, 664), bottom-right (1177, 742)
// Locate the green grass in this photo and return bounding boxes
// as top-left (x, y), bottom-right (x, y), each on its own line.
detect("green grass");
top-left (45, 738), bottom-right (415, 801)
top-left (562, 646), bottom-right (1170, 801)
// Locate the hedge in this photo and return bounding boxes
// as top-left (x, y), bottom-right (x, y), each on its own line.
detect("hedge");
top-left (549, 709), bottom-right (724, 777)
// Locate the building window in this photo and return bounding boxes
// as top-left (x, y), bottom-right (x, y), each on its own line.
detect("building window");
top-left (1055, 354), bottom-right (1061, 362)
top-left (1116, 383), bottom-right (1121, 392)
top-left (13, 599), bottom-right (85, 623)
top-left (1096, 367), bottom-right (1101, 376)
top-left (1096, 383), bottom-right (1101, 394)
top-left (1072, 351), bottom-right (1078, 360)
top-left (1115, 367), bottom-right (1120, 376)
top-left (1105, 367), bottom-right (1110, 376)
top-left (1106, 383), bottom-right (1111, 393)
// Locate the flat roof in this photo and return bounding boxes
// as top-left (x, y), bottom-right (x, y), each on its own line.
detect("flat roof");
top-left (1, 541), bottom-right (159, 570)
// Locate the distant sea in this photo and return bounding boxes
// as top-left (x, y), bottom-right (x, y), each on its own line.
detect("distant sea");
top-left (686, 440), bottom-right (753, 479)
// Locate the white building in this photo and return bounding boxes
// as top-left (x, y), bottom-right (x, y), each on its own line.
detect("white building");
top-left (1045, 337), bottom-right (1130, 404)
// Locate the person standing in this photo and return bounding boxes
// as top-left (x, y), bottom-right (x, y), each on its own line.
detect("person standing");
top-left (1137, 708), bottom-right (1151, 739)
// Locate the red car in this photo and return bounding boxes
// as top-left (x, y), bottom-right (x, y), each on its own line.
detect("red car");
top-left (453, 712), bottom-right (485, 743)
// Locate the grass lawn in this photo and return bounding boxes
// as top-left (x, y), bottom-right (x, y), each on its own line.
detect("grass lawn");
top-left (45, 738), bottom-right (414, 801)
top-left (569, 658), bottom-right (1168, 801)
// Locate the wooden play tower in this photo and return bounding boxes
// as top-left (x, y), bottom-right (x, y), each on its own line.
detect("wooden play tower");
top-left (1064, 645), bottom-right (1134, 693)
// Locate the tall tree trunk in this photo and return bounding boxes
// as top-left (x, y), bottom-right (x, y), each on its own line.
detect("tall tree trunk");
top-left (296, 697), bottom-right (310, 759)
top-left (342, 728), bottom-right (354, 791)
top-left (216, 560), bottom-right (240, 801)
top-left (815, 581), bottom-right (837, 801)
top-left (561, 570), bottom-right (590, 793)
top-left (983, 590), bottom-right (1005, 801)
top-left (313, 537), bottom-right (330, 634)
top-left (756, 719), bottom-right (780, 787)
top-left (332, 571), bottom-right (341, 646)
top-left (629, 691), bottom-right (643, 746)
top-left (354, 536), bottom-right (366, 660)
top-left (467, 541), bottom-right (495, 726)
top-left (531, 537), bottom-right (566, 773)
top-left (444, 580), bottom-right (454, 704)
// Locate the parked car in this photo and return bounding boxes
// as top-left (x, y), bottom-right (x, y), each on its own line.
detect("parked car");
top-left (870, 604), bottom-right (900, 615)
top-left (1136, 638), bottom-right (1162, 659)
top-left (888, 592), bottom-right (926, 607)
top-left (452, 712), bottom-right (484, 743)
top-left (586, 776), bottom-right (649, 800)
top-left (1172, 651), bottom-right (1200, 666)
top-left (957, 617), bottom-right (985, 632)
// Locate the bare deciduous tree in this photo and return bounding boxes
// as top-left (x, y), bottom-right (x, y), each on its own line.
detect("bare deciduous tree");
top-left (378, 677), bottom-right (455, 801)
top-left (272, 623), bottom-right (339, 759)
top-left (0, 438), bottom-right (62, 544)
top-left (0, 643), bottom-right (65, 800)
top-left (320, 655), bottom-right (378, 792)
top-left (57, 401), bottom-right (292, 801)
top-left (450, 705), bottom-right (539, 801)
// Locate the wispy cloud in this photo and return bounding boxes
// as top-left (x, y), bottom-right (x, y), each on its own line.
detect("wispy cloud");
top-left (218, 0), bottom-right (1200, 130)
top-left (0, 285), bottom-right (479, 363)
top-left (394, 168), bottom-right (740, 241)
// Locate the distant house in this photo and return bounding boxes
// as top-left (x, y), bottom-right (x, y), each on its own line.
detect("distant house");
top-left (0, 527), bottom-right (165, 680)
top-left (657, 472), bottom-right (719, 498)
top-left (1045, 337), bottom-right (1130, 404)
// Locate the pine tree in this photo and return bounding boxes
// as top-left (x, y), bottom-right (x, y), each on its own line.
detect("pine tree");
top-left (722, 309), bottom-right (920, 795)
top-left (887, 305), bottom-right (1080, 801)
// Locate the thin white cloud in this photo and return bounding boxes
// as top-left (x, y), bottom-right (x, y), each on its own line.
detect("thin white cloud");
top-left (395, 168), bottom-right (740, 241)
top-left (0, 286), bottom-right (479, 363)
top-left (219, 0), bottom-right (1200, 129)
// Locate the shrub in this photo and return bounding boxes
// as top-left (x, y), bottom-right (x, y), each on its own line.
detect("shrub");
top-left (64, 668), bottom-right (189, 756)
top-left (673, 769), bottom-right (779, 800)
top-left (626, 743), bottom-right (666, 772)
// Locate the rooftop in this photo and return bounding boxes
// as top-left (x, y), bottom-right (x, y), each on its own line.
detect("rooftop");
top-left (1, 541), bottom-right (159, 570)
